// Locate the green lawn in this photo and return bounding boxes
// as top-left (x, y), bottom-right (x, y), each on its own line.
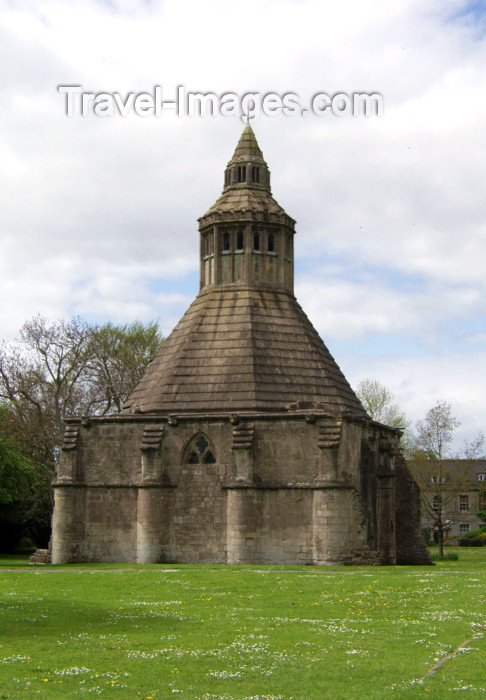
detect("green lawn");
top-left (0, 549), bottom-right (485, 699)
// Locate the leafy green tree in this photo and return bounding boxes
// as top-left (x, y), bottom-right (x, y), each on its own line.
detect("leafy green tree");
top-left (355, 378), bottom-right (412, 453)
top-left (355, 378), bottom-right (409, 427)
top-left (0, 406), bottom-right (49, 550)
top-left (477, 506), bottom-right (486, 526)
top-left (87, 321), bottom-right (163, 414)
top-left (0, 407), bottom-right (39, 506)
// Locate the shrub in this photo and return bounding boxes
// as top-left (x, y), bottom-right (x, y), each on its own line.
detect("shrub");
top-left (430, 552), bottom-right (459, 561)
top-left (14, 536), bottom-right (37, 553)
top-left (462, 528), bottom-right (486, 538)
top-left (458, 532), bottom-right (486, 546)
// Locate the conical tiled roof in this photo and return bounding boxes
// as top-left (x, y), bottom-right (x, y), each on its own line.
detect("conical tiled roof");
top-left (230, 124), bottom-right (265, 161)
top-left (202, 186), bottom-right (288, 218)
top-left (122, 126), bottom-right (368, 418)
top-left (123, 287), bottom-right (367, 416)
top-left (201, 124), bottom-right (289, 220)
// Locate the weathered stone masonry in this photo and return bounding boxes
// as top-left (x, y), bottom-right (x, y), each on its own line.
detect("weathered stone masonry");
top-left (53, 412), bottom-right (425, 565)
top-left (51, 126), bottom-right (430, 565)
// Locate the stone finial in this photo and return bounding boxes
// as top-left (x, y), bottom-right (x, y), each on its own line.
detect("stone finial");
top-left (61, 423), bottom-right (80, 451)
top-left (318, 419), bottom-right (343, 449)
top-left (140, 425), bottom-right (164, 452)
top-left (232, 423), bottom-right (255, 450)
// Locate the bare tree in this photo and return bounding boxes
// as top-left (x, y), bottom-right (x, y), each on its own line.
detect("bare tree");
top-left (0, 316), bottom-right (93, 462)
top-left (0, 315), bottom-right (164, 547)
top-left (462, 431), bottom-right (485, 460)
top-left (408, 401), bottom-right (483, 556)
top-left (0, 315), bottom-right (164, 461)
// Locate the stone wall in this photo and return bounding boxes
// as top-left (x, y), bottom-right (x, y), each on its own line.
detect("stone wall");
top-left (394, 454), bottom-right (432, 564)
top-left (51, 412), bottom-right (425, 565)
top-left (226, 488), bottom-right (314, 564)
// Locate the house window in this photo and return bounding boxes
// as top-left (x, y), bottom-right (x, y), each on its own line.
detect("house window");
top-left (459, 494), bottom-right (469, 512)
top-left (479, 492), bottom-right (486, 510)
top-left (478, 473), bottom-right (486, 482)
top-left (432, 495), bottom-right (440, 511)
top-left (431, 474), bottom-right (446, 483)
top-left (459, 523), bottom-right (470, 536)
top-left (185, 434), bottom-right (216, 465)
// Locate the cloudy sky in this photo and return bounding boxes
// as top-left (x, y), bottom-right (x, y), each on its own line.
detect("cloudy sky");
top-left (2, 0), bottom-right (485, 449)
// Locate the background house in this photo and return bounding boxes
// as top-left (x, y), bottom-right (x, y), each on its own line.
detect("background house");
top-left (417, 459), bottom-right (486, 542)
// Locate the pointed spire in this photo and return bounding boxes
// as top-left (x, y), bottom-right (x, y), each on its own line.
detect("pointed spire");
top-left (198, 125), bottom-right (296, 293)
top-left (223, 125), bottom-right (271, 193)
top-left (230, 124), bottom-right (264, 162)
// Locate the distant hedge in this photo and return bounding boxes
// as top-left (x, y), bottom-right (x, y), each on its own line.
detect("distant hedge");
top-left (458, 530), bottom-right (486, 547)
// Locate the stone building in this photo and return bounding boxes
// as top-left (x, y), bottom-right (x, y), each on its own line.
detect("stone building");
top-left (51, 126), bottom-right (430, 565)
top-left (418, 459), bottom-right (486, 542)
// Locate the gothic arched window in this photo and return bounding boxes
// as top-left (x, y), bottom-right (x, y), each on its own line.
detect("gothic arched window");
top-left (184, 434), bottom-right (216, 465)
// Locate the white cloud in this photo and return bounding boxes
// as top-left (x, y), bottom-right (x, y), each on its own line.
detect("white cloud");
top-left (296, 267), bottom-right (484, 346)
top-left (1, 0), bottom-right (485, 442)
top-left (341, 349), bottom-right (486, 451)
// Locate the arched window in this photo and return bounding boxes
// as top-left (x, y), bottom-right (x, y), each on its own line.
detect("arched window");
top-left (237, 166), bottom-right (246, 183)
top-left (253, 232), bottom-right (260, 251)
top-left (184, 434), bottom-right (216, 465)
top-left (236, 230), bottom-right (244, 250)
top-left (223, 232), bottom-right (230, 251)
top-left (268, 233), bottom-right (274, 252)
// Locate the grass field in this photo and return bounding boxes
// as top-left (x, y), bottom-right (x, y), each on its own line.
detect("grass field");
top-left (0, 548), bottom-right (485, 699)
